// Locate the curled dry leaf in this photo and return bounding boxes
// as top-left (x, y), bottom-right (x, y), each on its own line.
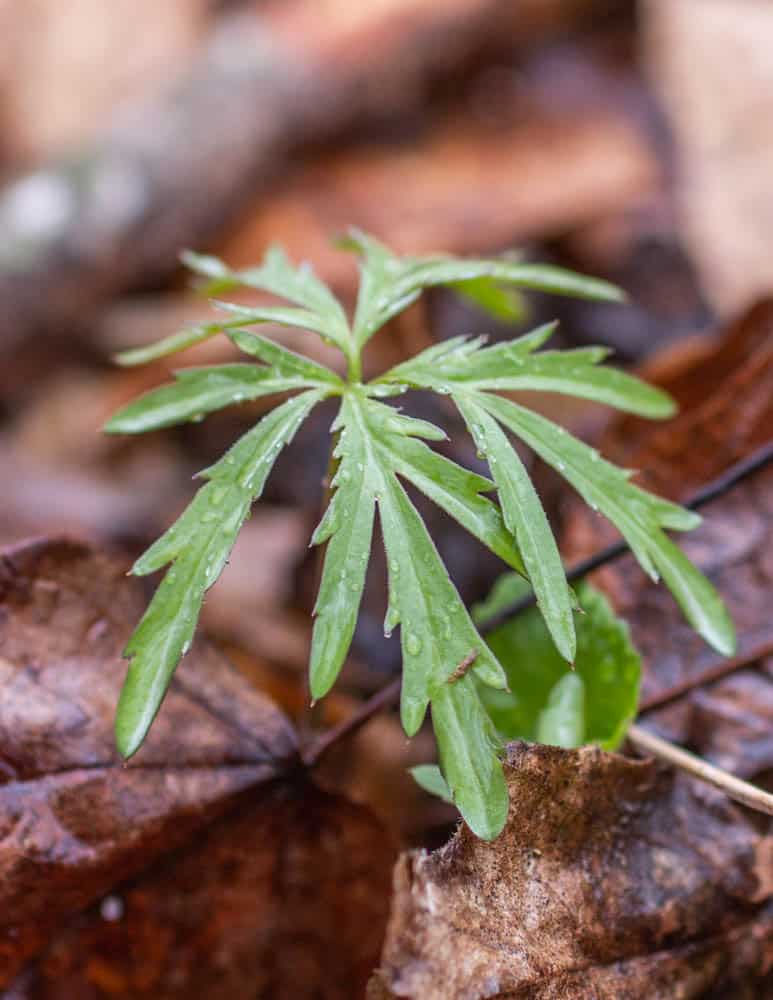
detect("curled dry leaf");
top-left (0, 537), bottom-right (396, 997)
top-left (370, 742), bottom-right (773, 1000)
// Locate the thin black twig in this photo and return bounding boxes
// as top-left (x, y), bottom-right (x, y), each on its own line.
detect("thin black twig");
top-left (302, 678), bottom-right (402, 768)
top-left (638, 636), bottom-right (773, 714)
top-left (479, 440), bottom-right (773, 637)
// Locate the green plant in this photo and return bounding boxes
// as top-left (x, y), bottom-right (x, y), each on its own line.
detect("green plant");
top-left (105, 230), bottom-right (735, 839)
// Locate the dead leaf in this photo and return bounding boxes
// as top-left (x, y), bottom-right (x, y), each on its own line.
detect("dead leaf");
top-left (0, 537), bottom-right (396, 996)
top-left (370, 742), bottom-right (773, 999)
top-left (6, 782), bottom-right (394, 999)
top-left (0, 0), bottom-right (208, 164)
top-left (645, 0), bottom-right (773, 315)
top-left (220, 99), bottom-right (656, 287)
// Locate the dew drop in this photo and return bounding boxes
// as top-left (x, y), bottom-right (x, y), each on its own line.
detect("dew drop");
top-left (405, 633), bottom-right (422, 656)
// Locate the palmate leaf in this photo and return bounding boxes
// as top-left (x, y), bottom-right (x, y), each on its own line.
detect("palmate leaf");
top-left (106, 333), bottom-right (341, 434)
top-left (114, 389), bottom-right (325, 757)
top-left (309, 390), bottom-right (511, 838)
top-left (106, 228), bottom-right (735, 842)
top-left (340, 229), bottom-right (624, 350)
top-left (378, 324), bottom-right (734, 659)
top-left (116, 245), bottom-right (353, 367)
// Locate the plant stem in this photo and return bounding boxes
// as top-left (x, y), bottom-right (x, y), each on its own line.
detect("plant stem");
top-left (302, 677), bottom-right (402, 767)
top-left (627, 723), bottom-right (773, 817)
top-left (479, 440), bottom-right (773, 636)
top-left (347, 349), bottom-right (362, 383)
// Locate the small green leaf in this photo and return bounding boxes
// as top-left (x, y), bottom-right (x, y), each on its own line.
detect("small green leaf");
top-left (227, 329), bottom-right (342, 386)
top-left (474, 578), bottom-right (640, 751)
top-left (431, 675), bottom-right (509, 840)
top-left (380, 327), bottom-right (675, 419)
top-left (367, 407), bottom-right (527, 576)
top-left (536, 673), bottom-right (586, 748)
top-left (104, 364), bottom-right (318, 434)
top-left (309, 397), bottom-right (378, 700)
top-left (450, 276), bottom-right (527, 323)
top-left (115, 389), bottom-right (323, 758)
top-left (183, 246), bottom-right (352, 355)
top-left (342, 229), bottom-right (623, 349)
top-left (115, 323), bottom-right (222, 367)
top-left (410, 764), bottom-right (454, 804)
top-left (378, 470), bottom-right (507, 737)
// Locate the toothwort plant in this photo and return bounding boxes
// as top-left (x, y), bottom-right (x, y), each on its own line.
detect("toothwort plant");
top-left (106, 231), bottom-right (734, 839)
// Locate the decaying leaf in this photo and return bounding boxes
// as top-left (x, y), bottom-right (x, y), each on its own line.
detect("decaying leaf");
top-left (0, 537), bottom-right (396, 997)
top-left (370, 742), bottom-right (773, 1000)
top-left (645, 0), bottom-right (773, 316)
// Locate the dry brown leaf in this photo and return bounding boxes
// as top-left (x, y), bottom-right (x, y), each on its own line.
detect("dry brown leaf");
top-left (0, 537), bottom-right (396, 997)
top-left (371, 743), bottom-right (773, 999)
top-left (0, 0), bottom-right (209, 164)
top-left (219, 106), bottom-right (656, 288)
top-left (645, 0), bottom-right (773, 315)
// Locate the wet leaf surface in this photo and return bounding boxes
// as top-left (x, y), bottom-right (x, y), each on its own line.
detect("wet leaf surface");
top-left (0, 537), bottom-right (396, 997)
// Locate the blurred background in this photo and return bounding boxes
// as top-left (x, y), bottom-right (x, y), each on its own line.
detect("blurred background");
top-left (1, 0), bottom-right (771, 835)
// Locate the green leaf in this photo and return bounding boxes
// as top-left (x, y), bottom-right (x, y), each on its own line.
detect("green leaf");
top-left (115, 323), bottom-right (223, 367)
top-left (380, 325), bottom-right (675, 419)
top-left (536, 673), bottom-right (586, 748)
top-left (451, 276), bottom-right (527, 323)
top-left (474, 577), bottom-right (641, 751)
top-left (307, 388), bottom-right (510, 837)
top-left (227, 329), bottom-right (342, 386)
top-left (431, 676), bottom-right (508, 840)
top-left (454, 391), bottom-right (575, 661)
top-left (377, 464), bottom-right (507, 736)
top-left (104, 364), bottom-right (324, 434)
top-left (475, 393), bottom-right (735, 655)
top-left (342, 229), bottom-right (623, 349)
top-left (364, 400), bottom-right (527, 576)
top-left (115, 389), bottom-right (324, 758)
top-left (410, 764), bottom-right (454, 804)
top-left (309, 396), bottom-right (378, 700)
top-left (182, 246), bottom-right (352, 356)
